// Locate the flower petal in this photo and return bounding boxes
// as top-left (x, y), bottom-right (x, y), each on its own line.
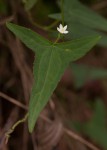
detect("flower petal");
top-left (64, 25), bottom-right (67, 30)
top-left (57, 24), bottom-right (68, 34)
top-left (59, 24), bottom-right (63, 30)
top-left (57, 27), bottom-right (60, 32)
top-left (64, 30), bottom-right (69, 34)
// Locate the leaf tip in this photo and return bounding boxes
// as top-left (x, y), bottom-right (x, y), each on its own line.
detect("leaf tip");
top-left (6, 21), bottom-right (10, 27)
top-left (28, 127), bottom-right (33, 133)
top-left (28, 115), bottom-right (36, 133)
top-left (28, 122), bottom-right (33, 133)
top-left (92, 35), bottom-right (102, 45)
top-left (6, 22), bottom-right (13, 30)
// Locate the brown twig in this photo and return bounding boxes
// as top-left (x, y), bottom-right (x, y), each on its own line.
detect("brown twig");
top-left (0, 92), bottom-right (51, 123)
top-left (0, 92), bottom-right (27, 110)
top-left (64, 128), bottom-right (100, 150)
top-left (7, 32), bottom-right (33, 102)
top-left (0, 92), bottom-right (100, 150)
top-left (0, 15), bottom-right (14, 25)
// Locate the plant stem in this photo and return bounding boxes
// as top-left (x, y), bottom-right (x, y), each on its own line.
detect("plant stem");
top-left (61, 0), bottom-right (64, 25)
top-left (5, 113), bottom-right (28, 144)
top-left (44, 20), bottom-right (59, 30)
top-left (54, 34), bottom-right (61, 44)
top-left (28, 12), bottom-right (59, 31)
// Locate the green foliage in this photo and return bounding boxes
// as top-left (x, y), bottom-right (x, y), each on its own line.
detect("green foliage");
top-left (85, 100), bottom-right (107, 149)
top-left (23, 0), bottom-right (38, 10)
top-left (0, 0), bottom-right (7, 13)
top-left (6, 22), bottom-right (100, 132)
top-left (73, 100), bottom-right (107, 149)
top-left (71, 63), bottom-right (107, 88)
top-left (64, 0), bottom-right (107, 30)
top-left (49, 0), bottom-right (107, 47)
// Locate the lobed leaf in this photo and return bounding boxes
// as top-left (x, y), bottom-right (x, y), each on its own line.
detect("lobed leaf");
top-left (6, 23), bottom-right (100, 132)
top-left (6, 22), bottom-right (51, 54)
top-left (23, 0), bottom-right (38, 10)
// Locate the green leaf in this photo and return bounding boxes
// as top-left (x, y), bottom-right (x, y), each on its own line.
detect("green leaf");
top-left (84, 100), bottom-right (107, 149)
top-left (6, 23), bottom-right (52, 53)
top-left (67, 23), bottom-right (107, 47)
top-left (49, 0), bottom-right (107, 47)
top-left (67, 21), bottom-right (107, 47)
top-left (23, 0), bottom-right (38, 10)
top-left (72, 100), bottom-right (107, 149)
top-left (63, 0), bottom-right (107, 31)
top-left (71, 63), bottom-right (107, 88)
top-left (0, 0), bottom-right (7, 13)
top-left (6, 22), bottom-right (100, 132)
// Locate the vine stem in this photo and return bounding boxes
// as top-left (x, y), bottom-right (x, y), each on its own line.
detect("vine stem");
top-left (5, 113), bottom-right (28, 144)
top-left (44, 20), bottom-right (59, 30)
top-left (54, 34), bottom-right (61, 44)
top-left (61, 0), bottom-right (64, 25)
top-left (27, 12), bottom-right (59, 31)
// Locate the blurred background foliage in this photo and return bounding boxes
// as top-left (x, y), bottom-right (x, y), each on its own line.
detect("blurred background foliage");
top-left (0, 0), bottom-right (107, 150)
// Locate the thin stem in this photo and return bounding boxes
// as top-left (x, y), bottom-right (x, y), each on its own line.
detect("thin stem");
top-left (5, 113), bottom-right (28, 144)
top-left (28, 12), bottom-right (59, 31)
top-left (61, 0), bottom-right (64, 25)
top-left (44, 20), bottom-right (59, 30)
top-left (54, 34), bottom-right (61, 44)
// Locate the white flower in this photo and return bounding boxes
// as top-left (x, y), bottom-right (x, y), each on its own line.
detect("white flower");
top-left (57, 24), bottom-right (68, 34)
